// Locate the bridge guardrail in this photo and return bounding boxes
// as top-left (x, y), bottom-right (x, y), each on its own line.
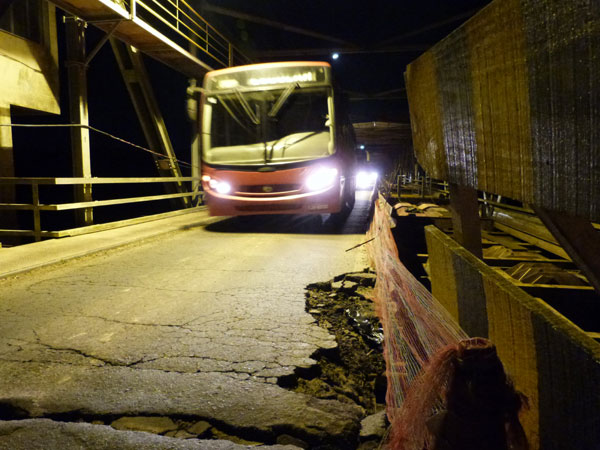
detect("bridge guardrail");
top-left (0, 177), bottom-right (203, 242)
top-left (119, 0), bottom-right (250, 68)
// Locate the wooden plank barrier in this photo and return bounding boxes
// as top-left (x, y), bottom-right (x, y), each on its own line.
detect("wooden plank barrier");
top-left (425, 225), bottom-right (600, 449)
top-left (405, 0), bottom-right (600, 223)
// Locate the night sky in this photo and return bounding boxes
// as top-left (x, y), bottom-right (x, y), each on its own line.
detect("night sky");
top-left (196, 0), bottom-right (492, 122)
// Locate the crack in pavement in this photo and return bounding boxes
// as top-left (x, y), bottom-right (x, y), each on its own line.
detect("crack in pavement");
top-left (0, 425), bottom-right (26, 438)
top-left (25, 280), bottom-right (222, 295)
top-left (1, 339), bottom-right (298, 379)
top-left (62, 314), bottom-right (198, 332)
top-left (0, 360), bottom-right (364, 448)
top-left (27, 329), bottom-right (137, 367)
top-left (35, 341), bottom-right (138, 368)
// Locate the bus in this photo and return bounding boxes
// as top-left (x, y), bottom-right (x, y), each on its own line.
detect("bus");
top-left (198, 61), bottom-right (356, 217)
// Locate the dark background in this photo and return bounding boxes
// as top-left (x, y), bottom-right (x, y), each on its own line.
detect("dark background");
top-left (196, 0), bottom-right (491, 122)
top-left (10, 0), bottom-right (490, 226)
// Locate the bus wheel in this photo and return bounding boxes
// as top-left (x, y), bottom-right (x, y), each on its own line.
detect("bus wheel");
top-left (347, 186), bottom-right (356, 210)
top-left (332, 186), bottom-right (354, 222)
top-left (342, 182), bottom-right (355, 214)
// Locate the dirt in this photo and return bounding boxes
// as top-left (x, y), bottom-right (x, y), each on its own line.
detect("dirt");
top-left (293, 270), bottom-right (387, 416)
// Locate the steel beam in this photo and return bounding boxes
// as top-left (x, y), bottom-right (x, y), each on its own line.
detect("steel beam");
top-left (255, 45), bottom-right (428, 59)
top-left (534, 207), bottom-right (600, 296)
top-left (65, 16), bottom-right (93, 226)
top-left (0, 104), bottom-right (18, 237)
top-left (448, 183), bottom-right (482, 258)
top-left (376, 9), bottom-right (480, 46)
top-left (0, 0), bottom-right (16, 17)
top-left (202, 3), bottom-right (357, 47)
top-left (110, 38), bottom-right (190, 207)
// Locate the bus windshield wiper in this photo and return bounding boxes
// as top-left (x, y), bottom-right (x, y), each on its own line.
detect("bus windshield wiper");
top-left (268, 82), bottom-right (299, 118)
top-left (267, 130), bottom-right (324, 162)
top-left (234, 88), bottom-right (260, 125)
top-left (216, 95), bottom-right (250, 132)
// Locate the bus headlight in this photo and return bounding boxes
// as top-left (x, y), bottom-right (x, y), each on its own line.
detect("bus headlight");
top-left (214, 181), bottom-right (231, 194)
top-left (306, 167), bottom-right (338, 191)
top-left (207, 177), bottom-right (232, 194)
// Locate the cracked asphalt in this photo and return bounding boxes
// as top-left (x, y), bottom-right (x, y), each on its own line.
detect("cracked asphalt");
top-left (0, 192), bottom-right (373, 448)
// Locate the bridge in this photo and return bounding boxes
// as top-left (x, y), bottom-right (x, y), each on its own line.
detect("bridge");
top-left (0, 1), bottom-right (599, 449)
top-left (50, 0), bottom-right (249, 76)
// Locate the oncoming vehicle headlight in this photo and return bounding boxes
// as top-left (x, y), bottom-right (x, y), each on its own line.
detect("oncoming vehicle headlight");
top-left (356, 170), bottom-right (378, 190)
top-left (205, 176), bottom-right (232, 194)
top-left (306, 167), bottom-right (338, 191)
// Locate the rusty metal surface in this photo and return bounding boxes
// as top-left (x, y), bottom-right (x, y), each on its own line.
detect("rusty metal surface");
top-left (406, 51), bottom-right (447, 181)
top-left (405, 0), bottom-right (600, 222)
top-left (47, 0), bottom-right (249, 77)
top-left (353, 122), bottom-right (416, 175)
top-left (505, 262), bottom-right (587, 286)
top-left (353, 122), bottom-right (413, 150)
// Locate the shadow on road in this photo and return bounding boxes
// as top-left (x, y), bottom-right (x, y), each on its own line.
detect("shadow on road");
top-left (204, 192), bottom-right (374, 236)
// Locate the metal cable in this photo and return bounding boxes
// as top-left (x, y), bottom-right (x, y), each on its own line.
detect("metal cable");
top-left (0, 123), bottom-right (195, 170)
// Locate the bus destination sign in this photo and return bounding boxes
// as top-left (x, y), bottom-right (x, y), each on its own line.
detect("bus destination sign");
top-left (206, 65), bottom-right (330, 91)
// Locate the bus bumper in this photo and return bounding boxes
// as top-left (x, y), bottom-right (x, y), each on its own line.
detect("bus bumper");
top-left (204, 185), bottom-right (343, 216)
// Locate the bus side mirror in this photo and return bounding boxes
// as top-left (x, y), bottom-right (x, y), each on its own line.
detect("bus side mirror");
top-left (186, 96), bottom-right (197, 122)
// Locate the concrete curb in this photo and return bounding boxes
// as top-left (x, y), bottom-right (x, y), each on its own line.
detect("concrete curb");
top-left (0, 210), bottom-right (224, 280)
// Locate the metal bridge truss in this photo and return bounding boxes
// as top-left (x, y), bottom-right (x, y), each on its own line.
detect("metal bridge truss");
top-left (0, 0), bottom-right (250, 243)
top-left (50, 0), bottom-right (250, 77)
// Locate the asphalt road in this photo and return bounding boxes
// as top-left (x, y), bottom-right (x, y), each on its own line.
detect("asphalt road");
top-left (0, 191), bottom-right (374, 449)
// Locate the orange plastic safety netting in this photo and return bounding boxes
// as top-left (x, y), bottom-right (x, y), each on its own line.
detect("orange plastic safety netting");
top-left (366, 197), bottom-right (467, 448)
top-left (366, 198), bottom-right (529, 450)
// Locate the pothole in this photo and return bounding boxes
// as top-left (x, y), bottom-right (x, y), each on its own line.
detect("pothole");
top-left (48, 413), bottom-right (275, 446)
top-left (294, 270), bottom-right (386, 415)
top-left (282, 269), bottom-right (389, 450)
top-left (93, 275), bottom-right (390, 447)
top-left (0, 271), bottom-right (389, 449)
top-left (108, 416), bottom-right (263, 444)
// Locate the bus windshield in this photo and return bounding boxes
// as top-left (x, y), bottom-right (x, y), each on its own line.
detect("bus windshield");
top-left (203, 86), bottom-right (333, 166)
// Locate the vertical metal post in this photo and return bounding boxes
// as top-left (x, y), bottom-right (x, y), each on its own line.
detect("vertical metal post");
top-left (130, 0), bottom-right (136, 19)
top-left (448, 183), bottom-right (482, 258)
top-left (188, 39), bottom-right (202, 206)
top-left (176, 0), bottom-right (179, 29)
top-left (65, 16), bottom-right (93, 226)
top-left (32, 182), bottom-right (41, 242)
top-left (0, 104), bottom-right (18, 236)
top-left (189, 83), bottom-right (201, 205)
top-left (228, 42), bottom-right (233, 67)
top-left (205, 24), bottom-right (209, 52)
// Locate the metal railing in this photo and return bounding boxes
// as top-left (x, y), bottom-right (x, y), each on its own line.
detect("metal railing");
top-left (394, 174), bottom-right (449, 200)
top-left (111, 0), bottom-right (250, 68)
top-left (0, 177), bottom-right (203, 242)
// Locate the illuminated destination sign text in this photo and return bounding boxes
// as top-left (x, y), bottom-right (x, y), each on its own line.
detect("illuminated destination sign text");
top-left (208, 66), bottom-right (328, 91)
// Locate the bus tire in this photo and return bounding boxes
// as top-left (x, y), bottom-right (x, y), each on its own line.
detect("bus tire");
top-left (347, 186), bottom-right (356, 211)
top-left (332, 183), bottom-right (354, 222)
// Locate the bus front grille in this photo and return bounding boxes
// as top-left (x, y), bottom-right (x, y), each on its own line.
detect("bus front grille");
top-left (235, 204), bottom-right (300, 212)
top-left (238, 184), bottom-right (302, 194)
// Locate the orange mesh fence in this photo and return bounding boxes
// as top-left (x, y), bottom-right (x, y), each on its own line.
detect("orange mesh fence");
top-left (367, 196), bottom-right (528, 450)
top-left (367, 197), bottom-right (467, 447)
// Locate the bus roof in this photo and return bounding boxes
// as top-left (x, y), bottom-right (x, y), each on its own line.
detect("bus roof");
top-left (203, 61), bottom-right (332, 90)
